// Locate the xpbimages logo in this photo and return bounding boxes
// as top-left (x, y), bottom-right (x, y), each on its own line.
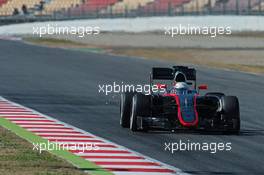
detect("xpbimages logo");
top-left (164, 24), bottom-right (232, 38)
top-left (32, 141), bottom-right (99, 153)
top-left (98, 82), bottom-right (166, 95)
top-left (164, 140), bottom-right (232, 154)
top-left (32, 24), bottom-right (100, 37)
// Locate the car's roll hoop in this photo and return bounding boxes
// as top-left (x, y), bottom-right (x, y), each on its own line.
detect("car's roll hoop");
top-left (150, 66), bottom-right (197, 93)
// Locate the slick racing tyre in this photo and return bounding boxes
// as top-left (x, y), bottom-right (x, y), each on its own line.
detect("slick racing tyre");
top-left (222, 96), bottom-right (240, 134)
top-left (120, 92), bottom-right (135, 128)
top-left (130, 93), bottom-right (150, 132)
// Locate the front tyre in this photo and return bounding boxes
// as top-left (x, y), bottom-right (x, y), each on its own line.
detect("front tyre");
top-left (120, 92), bottom-right (134, 128)
top-left (130, 93), bottom-right (150, 132)
top-left (222, 96), bottom-right (240, 134)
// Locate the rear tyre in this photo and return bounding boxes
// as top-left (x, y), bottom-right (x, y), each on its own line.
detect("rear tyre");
top-left (130, 93), bottom-right (150, 132)
top-left (222, 96), bottom-right (240, 134)
top-left (120, 92), bottom-right (134, 128)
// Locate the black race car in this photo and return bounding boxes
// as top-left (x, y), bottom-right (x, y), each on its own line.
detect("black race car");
top-left (120, 66), bottom-right (240, 134)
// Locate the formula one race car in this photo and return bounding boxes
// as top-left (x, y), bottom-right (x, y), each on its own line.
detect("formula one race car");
top-left (120, 66), bottom-right (240, 134)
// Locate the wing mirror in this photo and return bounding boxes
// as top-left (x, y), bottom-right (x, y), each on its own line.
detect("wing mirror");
top-left (198, 84), bottom-right (208, 90)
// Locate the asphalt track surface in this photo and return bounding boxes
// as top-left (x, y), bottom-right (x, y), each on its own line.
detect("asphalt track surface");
top-left (0, 39), bottom-right (263, 175)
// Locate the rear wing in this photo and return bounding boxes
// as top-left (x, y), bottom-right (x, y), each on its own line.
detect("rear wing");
top-left (150, 66), bottom-right (197, 88)
top-left (152, 66), bottom-right (196, 80)
top-left (152, 68), bottom-right (174, 80)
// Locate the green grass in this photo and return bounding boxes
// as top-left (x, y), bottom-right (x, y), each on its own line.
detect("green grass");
top-left (0, 118), bottom-right (113, 175)
top-left (0, 125), bottom-right (86, 175)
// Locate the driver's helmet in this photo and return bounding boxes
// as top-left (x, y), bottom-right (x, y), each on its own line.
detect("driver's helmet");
top-left (174, 82), bottom-right (189, 90)
top-left (170, 82), bottom-right (189, 94)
